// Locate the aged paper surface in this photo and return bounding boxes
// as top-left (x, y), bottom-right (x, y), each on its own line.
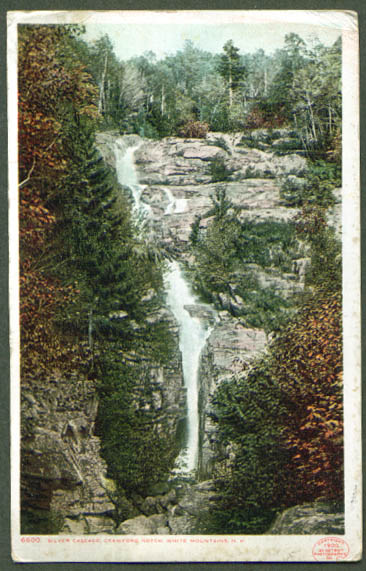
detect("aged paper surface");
top-left (9, 10), bottom-right (361, 562)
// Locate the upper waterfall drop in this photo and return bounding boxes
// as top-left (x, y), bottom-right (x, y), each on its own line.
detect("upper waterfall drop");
top-left (115, 139), bottom-right (151, 217)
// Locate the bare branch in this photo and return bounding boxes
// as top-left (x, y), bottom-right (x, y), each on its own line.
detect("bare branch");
top-left (18, 157), bottom-right (36, 189)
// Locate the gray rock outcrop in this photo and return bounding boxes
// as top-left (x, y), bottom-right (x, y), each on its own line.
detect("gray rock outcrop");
top-left (21, 376), bottom-right (116, 534)
top-left (268, 502), bottom-right (345, 535)
top-left (21, 306), bottom-right (184, 534)
top-left (96, 131), bottom-right (307, 258)
top-left (115, 480), bottom-right (218, 535)
top-left (198, 317), bottom-right (268, 479)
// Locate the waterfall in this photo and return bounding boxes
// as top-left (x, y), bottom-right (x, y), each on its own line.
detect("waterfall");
top-left (164, 188), bottom-right (187, 215)
top-left (115, 140), bottom-right (151, 217)
top-left (165, 261), bottom-right (213, 474)
top-left (114, 138), bottom-right (211, 476)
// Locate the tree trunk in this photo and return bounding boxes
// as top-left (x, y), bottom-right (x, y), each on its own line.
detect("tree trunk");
top-left (306, 91), bottom-right (317, 142)
top-left (161, 84), bottom-right (165, 115)
top-left (328, 105), bottom-right (332, 135)
top-left (98, 52), bottom-right (108, 114)
top-left (229, 66), bottom-right (233, 108)
top-left (88, 306), bottom-right (93, 352)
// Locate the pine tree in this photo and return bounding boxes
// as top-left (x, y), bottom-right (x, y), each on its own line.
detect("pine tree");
top-left (217, 40), bottom-right (245, 108)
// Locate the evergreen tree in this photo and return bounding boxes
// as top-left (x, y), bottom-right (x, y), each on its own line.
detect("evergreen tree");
top-left (217, 40), bottom-right (246, 108)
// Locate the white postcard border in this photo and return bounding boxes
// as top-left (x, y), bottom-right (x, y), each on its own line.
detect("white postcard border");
top-left (8, 9), bottom-right (361, 563)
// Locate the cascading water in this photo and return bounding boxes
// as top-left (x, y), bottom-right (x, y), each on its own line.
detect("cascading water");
top-left (165, 261), bottom-right (213, 474)
top-left (114, 137), bottom-right (212, 477)
top-left (164, 188), bottom-right (187, 215)
top-left (115, 140), bottom-right (151, 217)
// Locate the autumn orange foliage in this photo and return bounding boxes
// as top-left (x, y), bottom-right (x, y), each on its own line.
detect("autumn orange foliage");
top-left (18, 25), bottom-right (98, 384)
top-left (272, 291), bottom-right (343, 502)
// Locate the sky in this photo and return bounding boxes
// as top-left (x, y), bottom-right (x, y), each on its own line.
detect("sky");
top-left (82, 13), bottom-right (343, 61)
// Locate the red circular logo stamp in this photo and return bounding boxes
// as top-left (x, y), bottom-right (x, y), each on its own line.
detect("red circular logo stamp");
top-left (313, 537), bottom-right (350, 561)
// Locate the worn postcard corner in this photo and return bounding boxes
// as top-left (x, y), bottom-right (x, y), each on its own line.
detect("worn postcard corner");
top-left (9, 9), bottom-right (361, 563)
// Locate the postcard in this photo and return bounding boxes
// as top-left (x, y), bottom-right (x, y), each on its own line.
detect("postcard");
top-left (8, 9), bottom-right (361, 563)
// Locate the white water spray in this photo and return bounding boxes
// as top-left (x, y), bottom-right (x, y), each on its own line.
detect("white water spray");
top-left (115, 140), bottom-right (151, 217)
top-left (165, 261), bottom-right (213, 474)
top-left (164, 188), bottom-right (187, 215)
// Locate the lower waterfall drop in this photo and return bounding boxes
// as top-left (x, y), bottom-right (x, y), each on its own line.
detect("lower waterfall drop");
top-left (165, 261), bottom-right (213, 476)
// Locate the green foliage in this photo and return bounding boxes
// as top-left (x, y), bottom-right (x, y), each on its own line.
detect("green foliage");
top-left (75, 29), bottom-right (341, 145)
top-left (205, 363), bottom-right (289, 533)
top-left (243, 165), bottom-right (274, 179)
top-left (190, 199), bottom-right (300, 330)
top-left (217, 40), bottom-right (246, 111)
top-left (189, 215), bottom-right (202, 246)
top-left (295, 204), bottom-right (342, 292)
top-left (208, 157), bottom-right (233, 182)
top-left (235, 286), bottom-right (293, 332)
top-left (205, 173), bottom-right (343, 527)
top-left (49, 114), bottom-right (177, 499)
top-left (208, 286), bottom-right (343, 533)
top-left (21, 509), bottom-right (64, 535)
top-left (96, 355), bottom-right (178, 496)
top-left (207, 136), bottom-right (231, 153)
top-left (281, 160), bottom-right (341, 207)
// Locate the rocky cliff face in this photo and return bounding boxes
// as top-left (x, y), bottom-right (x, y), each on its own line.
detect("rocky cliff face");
top-left (21, 304), bottom-right (184, 535)
top-left (132, 133), bottom-right (305, 256)
top-left (97, 131), bottom-right (307, 300)
top-left (198, 316), bottom-right (267, 479)
top-left (97, 131), bottom-right (307, 483)
top-left (21, 376), bottom-right (116, 534)
top-left (92, 130), bottom-right (315, 534)
top-left (21, 130), bottom-right (336, 535)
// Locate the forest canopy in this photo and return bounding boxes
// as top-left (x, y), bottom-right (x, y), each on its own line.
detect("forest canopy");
top-left (78, 31), bottom-right (341, 159)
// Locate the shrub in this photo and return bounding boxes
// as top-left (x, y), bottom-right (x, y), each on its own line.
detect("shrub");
top-left (178, 120), bottom-right (209, 139)
top-left (270, 290), bottom-right (343, 504)
top-left (243, 165), bottom-right (274, 179)
top-left (280, 176), bottom-right (306, 206)
top-left (209, 157), bottom-right (233, 182)
top-left (190, 203), bottom-right (300, 330)
top-left (206, 362), bottom-right (289, 534)
top-left (245, 103), bottom-right (288, 129)
top-left (295, 204), bottom-right (342, 291)
top-left (280, 160), bottom-right (341, 208)
top-left (96, 356), bottom-right (178, 497)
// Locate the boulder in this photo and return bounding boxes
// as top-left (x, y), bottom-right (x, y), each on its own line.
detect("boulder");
top-left (117, 514), bottom-right (170, 535)
top-left (140, 496), bottom-right (164, 516)
top-left (268, 502), bottom-right (344, 535)
top-left (167, 480), bottom-right (218, 534)
top-left (182, 145), bottom-right (225, 161)
top-left (183, 304), bottom-right (217, 326)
